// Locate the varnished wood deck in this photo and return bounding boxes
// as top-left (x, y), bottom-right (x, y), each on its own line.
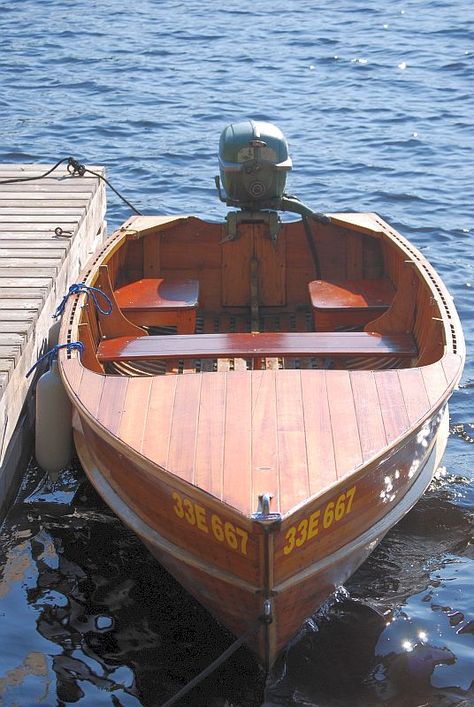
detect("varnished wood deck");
top-left (62, 354), bottom-right (462, 518)
top-left (0, 164), bottom-right (106, 507)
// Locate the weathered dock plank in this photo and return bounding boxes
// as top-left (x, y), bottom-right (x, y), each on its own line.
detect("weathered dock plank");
top-left (0, 163), bottom-right (106, 514)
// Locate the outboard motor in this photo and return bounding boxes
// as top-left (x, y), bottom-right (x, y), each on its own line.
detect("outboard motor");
top-left (217, 120), bottom-right (292, 210)
top-left (216, 119), bottom-right (330, 228)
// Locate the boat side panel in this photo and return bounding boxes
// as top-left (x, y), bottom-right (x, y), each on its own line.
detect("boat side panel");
top-left (80, 420), bottom-right (263, 586)
top-left (272, 405), bottom-right (445, 585)
top-left (271, 533), bottom-right (379, 659)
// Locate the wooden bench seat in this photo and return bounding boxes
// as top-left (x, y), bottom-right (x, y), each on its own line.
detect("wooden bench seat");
top-left (114, 278), bottom-right (200, 333)
top-left (97, 331), bottom-right (417, 363)
top-left (308, 278), bottom-right (395, 331)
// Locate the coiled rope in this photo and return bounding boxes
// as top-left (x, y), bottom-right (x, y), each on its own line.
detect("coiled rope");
top-left (26, 342), bottom-right (84, 378)
top-left (53, 283), bottom-right (113, 319)
top-left (0, 156), bottom-right (143, 215)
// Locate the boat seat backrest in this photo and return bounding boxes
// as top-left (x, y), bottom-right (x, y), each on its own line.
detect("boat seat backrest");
top-left (95, 265), bottom-right (148, 340)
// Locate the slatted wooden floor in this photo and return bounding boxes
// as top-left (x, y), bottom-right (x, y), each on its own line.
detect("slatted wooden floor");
top-left (0, 164), bottom-right (106, 502)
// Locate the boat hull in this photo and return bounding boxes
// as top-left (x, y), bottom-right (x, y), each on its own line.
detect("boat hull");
top-left (73, 402), bottom-right (449, 667)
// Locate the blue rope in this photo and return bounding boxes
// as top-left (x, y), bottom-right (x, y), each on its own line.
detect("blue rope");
top-left (53, 283), bottom-right (113, 319)
top-left (26, 342), bottom-right (84, 378)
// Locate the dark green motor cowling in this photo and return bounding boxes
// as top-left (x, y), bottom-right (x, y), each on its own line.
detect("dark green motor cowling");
top-left (218, 120), bottom-right (292, 209)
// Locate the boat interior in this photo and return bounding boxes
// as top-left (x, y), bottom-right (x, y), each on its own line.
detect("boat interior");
top-left (74, 214), bottom-right (450, 377)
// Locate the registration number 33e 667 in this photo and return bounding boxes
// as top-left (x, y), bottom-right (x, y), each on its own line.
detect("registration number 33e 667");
top-left (172, 491), bottom-right (249, 556)
top-left (283, 486), bottom-right (356, 556)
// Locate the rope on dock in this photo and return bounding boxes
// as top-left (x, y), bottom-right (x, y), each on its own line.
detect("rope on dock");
top-left (0, 156), bottom-right (143, 215)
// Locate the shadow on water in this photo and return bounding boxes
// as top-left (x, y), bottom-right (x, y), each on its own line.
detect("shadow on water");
top-left (1, 457), bottom-right (473, 706)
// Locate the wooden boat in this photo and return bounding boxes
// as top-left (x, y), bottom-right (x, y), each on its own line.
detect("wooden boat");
top-left (57, 122), bottom-right (464, 669)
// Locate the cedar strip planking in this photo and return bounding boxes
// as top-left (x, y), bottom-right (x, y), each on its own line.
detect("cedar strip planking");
top-left (77, 369), bottom-right (105, 419)
top-left (442, 353), bottom-right (463, 385)
top-left (421, 361), bottom-right (448, 407)
top-left (301, 369), bottom-right (338, 495)
top-left (118, 377), bottom-right (153, 450)
top-left (250, 370), bottom-right (280, 512)
top-left (350, 370), bottom-right (388, 460)
top-left (397, 368), bottom-right (431, 425)
top-left (223, 371), bottom-right (252, 515)
top-left (167, 373), bottom-right (202, 483)
top-left (194, 371), bottom-right (226, 500)
top-left (97, 376), bottom-right (129, 437)
top-left (276, 370), bottom-right (310, 512)
top-left (141, 376), bottom-right (178, 469)
top-left (375, 370), bottom-right (410, 443)
top-left (326, 369), bottom-right (363, 478)
top-left (61, 357), bottom-right (84, 393)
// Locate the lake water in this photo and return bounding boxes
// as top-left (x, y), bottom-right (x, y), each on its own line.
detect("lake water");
top-left (0, 0), bottom-right (473, 705)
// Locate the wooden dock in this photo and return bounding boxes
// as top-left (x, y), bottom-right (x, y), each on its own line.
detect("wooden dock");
top-left (0, 164), bottom-right (106, 512)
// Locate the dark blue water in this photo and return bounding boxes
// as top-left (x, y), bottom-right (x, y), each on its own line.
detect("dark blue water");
top-left (0, 1), bottom-right (472, 704)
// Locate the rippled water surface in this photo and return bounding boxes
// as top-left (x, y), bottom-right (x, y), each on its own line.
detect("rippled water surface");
top-left (0, 0), bottom-right (473, 705)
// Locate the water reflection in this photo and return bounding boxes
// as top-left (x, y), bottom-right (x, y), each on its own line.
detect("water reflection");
top-left (0, 458), bottom-right (473, 706)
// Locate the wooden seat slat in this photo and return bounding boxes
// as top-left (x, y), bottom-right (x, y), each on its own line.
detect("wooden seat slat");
top-left (97, 331), bottom-right (417, 363)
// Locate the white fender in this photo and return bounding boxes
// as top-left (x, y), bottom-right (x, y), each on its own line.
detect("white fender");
top-left (35, 359), bottom-right (72, 480)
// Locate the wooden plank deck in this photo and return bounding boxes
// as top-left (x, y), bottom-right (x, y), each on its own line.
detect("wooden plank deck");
top-left (0, 164), bottom-right (106, 513)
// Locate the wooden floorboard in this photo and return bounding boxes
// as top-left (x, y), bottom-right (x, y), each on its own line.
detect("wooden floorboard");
top-left (276, 370), bottom-right (309, 511)
top-left (350, 370), bottom-right (387, 461)
top-left (251, 370), bottom-right (280, 512)
top-left (375, 370), bottom-right (410, 443)
top-left (326, 370), bottom-right (363, 478)
top-left (194, 372), bottom-right (226, 499)
top-left (301, 370), bottom-right (338, 495)
top-left (223, 371), bottom-right (252, 514)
